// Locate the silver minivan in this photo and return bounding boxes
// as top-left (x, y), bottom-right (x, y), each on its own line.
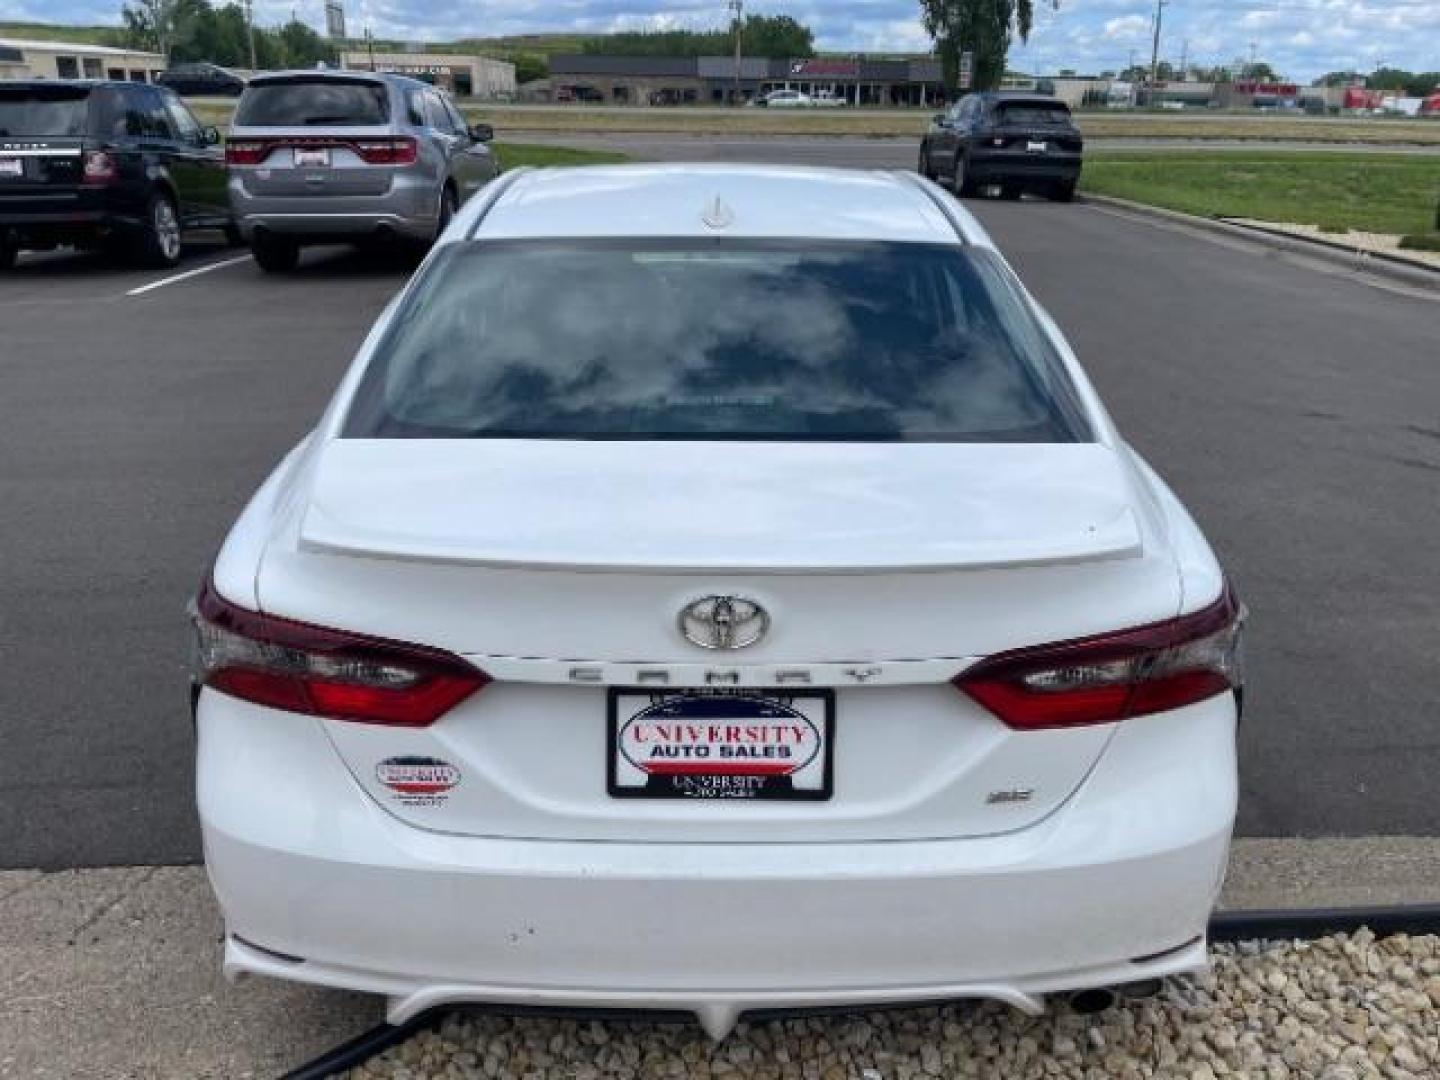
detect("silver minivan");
top-left (226, 70), bottom-right (497, 271)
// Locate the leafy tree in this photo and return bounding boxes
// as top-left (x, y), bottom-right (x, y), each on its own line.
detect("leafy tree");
top-left (580, 15), bottom-right (814, 59)
top-left (276, 18), bottom-right (335, 68)
top-left (918, 0), bottom-right (1034, 94)
top-left (120, 0), bottom-right (207, 57)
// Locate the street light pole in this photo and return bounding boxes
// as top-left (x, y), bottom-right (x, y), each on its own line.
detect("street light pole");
top-left (1147, 0), bottom-right (1167, 100)
top-left (728, 0), bottom-right (743, 105)
top-left (244, 0), bottom-right (259, 71)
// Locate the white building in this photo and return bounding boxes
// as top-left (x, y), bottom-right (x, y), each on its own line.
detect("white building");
top-left (0, 37), bottom-right (167, 83)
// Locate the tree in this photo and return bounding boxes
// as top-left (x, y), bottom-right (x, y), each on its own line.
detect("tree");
top-left (277, 18), bottom-right (334, 68)
top-left (738, 15), bottom-right (814, 58)
top-left (120, 0), bottom-right (207, 57)
top-left (918, 0), bottom-right (1033, 95)
top-left (580, 16), bottom-right (815, 59)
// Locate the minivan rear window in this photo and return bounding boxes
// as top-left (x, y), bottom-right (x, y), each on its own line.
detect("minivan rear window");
top-left (0, 86), bottom-right (91, 137)
top-left (234, 78), bottom-right (388, 126)
top-left (344, 239), bottom-right (1092, 443)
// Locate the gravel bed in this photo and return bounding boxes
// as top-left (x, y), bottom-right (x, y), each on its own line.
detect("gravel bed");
top-left (345, 931), bottom-right (1440, 1080)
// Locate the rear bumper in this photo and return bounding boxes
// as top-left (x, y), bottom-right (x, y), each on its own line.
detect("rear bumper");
top-left (229, 175), bottom-right (436, 242)
top-left (0, 197), bottom-right (142, 246)
top-left (967, 153), bottom-right (1082, 185)
top-left (199, 692), bottom-right (1237, 1031)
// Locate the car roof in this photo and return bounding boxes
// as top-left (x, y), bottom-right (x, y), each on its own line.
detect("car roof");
top-left (982, 92), bottom-right (1069, 106)
top-left (248, 69), bottom-right (400, 86)
top-left (469, 164), bottom-right (987, 245)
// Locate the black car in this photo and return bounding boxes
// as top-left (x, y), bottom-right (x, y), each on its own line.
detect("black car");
top-left (156, 63), bottom-right (247, 98)
top-left (0, 80), bottom-right (234, 270)
top-left (919, 92), bottom-right (1083, 202)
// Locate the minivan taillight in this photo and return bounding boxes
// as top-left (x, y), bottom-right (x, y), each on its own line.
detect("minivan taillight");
top-left (192, 578), bottom-right (488, 726)
top-left (81, 150), bottom-right (118, 185)
top-left (354, 137), bottom-right (417, 165)
top-left (955, 585), bottom-right (1243, 730)
top-left (225, 139), bottom-right (271, 166)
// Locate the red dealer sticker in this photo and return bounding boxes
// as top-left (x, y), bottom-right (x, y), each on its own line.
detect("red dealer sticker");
top-left (375, 756), bottom-right (461, 806)
top-left (609, 689), bottom-right (834, 801)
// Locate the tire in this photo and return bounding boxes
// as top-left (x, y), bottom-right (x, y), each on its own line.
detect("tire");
top-left (952, 152), bottom-right (977, 197)
top-left (917, 143), bottom-right (933, 180)
top-left (223, 220), bottom-right (245, 247)
top-left (1052, 180), bottom-right (1077, 203)
top-left (250, 233), bottom-right (300, 273)
top-left (1000, 183), bottom-right (1022, 201)
top-left (0, 243), bottom-right (15, 271)
top-left (135, 192), bottom-right (183, 268)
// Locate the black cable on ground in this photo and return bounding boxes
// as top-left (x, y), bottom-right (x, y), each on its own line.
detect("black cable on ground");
top-left (280, 904), bottom-right (1440, 1078)
top-left (279, 1009), bottom-right (443, 1080)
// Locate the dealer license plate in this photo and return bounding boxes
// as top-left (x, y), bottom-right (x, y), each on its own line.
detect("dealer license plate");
top-left (0, 157), bottom-right (23, 178)
top-left (608, 688), bottom-right (834, 801)
top-left (1027, 140), bottom-right (1048, 152)
top-left (293, 147), bottom-right (331, 168)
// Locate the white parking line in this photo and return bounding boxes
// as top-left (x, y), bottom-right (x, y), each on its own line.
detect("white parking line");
top-left (126, 255), bottom-right (252, 297)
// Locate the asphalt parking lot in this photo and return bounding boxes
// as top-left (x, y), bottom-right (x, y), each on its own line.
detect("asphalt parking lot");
top-left (1, 144), bottom-right (1437, 871)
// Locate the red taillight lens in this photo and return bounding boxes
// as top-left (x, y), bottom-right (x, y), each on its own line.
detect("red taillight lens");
top-left (224, 139), bottom-right (271, 166)
top-left (192, 579), bottom-right (488, 727)
top-left (354, 137), bottom-right (418, 165)
top-left (955, 585), bottom-right (1244, 730)
top-left (81, 150), bottom-right (118, 185)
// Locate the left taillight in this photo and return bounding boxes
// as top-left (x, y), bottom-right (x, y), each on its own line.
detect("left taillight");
top-left (81, 150), bottom-right (118, 185)
top-left (955, 584), bottom-right (1244, 731)
top-left (191, 578), bottom-right (489, 727)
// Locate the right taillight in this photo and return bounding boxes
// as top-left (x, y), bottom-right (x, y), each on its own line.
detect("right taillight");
top-left (191, 578), bottom-right (488, 727)
top-left (955, 584), bottom-right (1244, 730)
top-left (81, 150), bottom-right (118, 185)
top-left (353, 137), bottom-right (418, 165)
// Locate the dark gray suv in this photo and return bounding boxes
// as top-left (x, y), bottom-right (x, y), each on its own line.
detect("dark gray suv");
top-left (227, 70), bottom-right (498, 271)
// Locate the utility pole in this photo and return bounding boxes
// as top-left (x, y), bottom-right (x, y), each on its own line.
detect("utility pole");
top-left (365, 26), bottom-right (376, 71)
top-left (243, 0), bottom-right (259, 71)
top-left (1147, 0), bottom-right (1167, 98)
top-left (728, 0), bottom-right (743, 105)
top-left (1179, 39), bottom-right (1189, 80)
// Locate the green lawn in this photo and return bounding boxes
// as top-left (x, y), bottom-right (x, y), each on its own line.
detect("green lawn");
top-left (492, 142), bottom-right (630, 169)
top-left (1082, 151), bottom-right (1440, 235)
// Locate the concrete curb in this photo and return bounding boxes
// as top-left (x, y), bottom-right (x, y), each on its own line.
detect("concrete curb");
top-left (1080, 192), bottom-right (1440, 293)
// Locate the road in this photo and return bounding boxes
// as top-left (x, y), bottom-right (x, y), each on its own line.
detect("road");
top-left (1, 142), bottom-right (1437, 869)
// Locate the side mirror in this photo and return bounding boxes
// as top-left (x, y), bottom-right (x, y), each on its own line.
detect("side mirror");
top-left (469, 123), bottom-right (493, 143)
top-left (932, 113), bottom-right (948, 126)
top-left (203, 126), bottom-right (221, 146)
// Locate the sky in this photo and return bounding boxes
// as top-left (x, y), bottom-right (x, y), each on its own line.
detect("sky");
top-left (2, 0), bottom-right (1437, 81)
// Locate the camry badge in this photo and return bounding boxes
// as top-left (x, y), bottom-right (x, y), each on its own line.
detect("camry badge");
top-left (678, 595), bottom-right (769, 650)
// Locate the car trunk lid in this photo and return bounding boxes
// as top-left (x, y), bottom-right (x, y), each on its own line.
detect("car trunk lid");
top-left (252, 438), bottom-right (1180, 843)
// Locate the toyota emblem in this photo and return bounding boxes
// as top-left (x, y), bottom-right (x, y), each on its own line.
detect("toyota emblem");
top-left (678, 595), bottom-right (770, 650)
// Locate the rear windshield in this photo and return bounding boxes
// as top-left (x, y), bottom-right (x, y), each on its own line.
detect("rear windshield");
top-left (234, 78), bottom-right (388, 126)
top-left (0, 86), bottom-right (91, 138)
top-left (995, 101), bottom-right (1072, 125)
top-left (343, 240), bottom-right (1091, 443)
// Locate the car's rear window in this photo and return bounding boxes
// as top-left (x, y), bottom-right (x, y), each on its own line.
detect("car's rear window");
top-left (995, 102), bottom-right (1072, 125)
top-left (344, 240), bottom-right (1091, 444)
top-left (0, 86), bottom-right (92, 138)
top-left (234, 78), bottom-right (388, 126)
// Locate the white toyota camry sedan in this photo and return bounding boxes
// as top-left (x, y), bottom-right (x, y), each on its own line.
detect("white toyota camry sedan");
top-left (194, 164), bottom-right (1243, 1039)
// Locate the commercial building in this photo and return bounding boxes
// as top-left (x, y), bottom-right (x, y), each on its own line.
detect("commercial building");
top-left (338, 50), bottom-right (515, 99)
top-left (548, 55), bottom-right (944, 106)
top-left (0, 38), bottom-right (166, 83)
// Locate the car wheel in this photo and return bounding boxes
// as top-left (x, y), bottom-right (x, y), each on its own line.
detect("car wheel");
top-left (250, 233), bottom-right (300, 273)
top-left (952, 152), bottom-right (976, 197)
top-left (223, 220), bottom-right (245, 247)
top-left (1052, 180), bottom-right (1078, 203)
top-left (1000, 184), bottom-right (1022, 201)
top-left (0, 242), bottom-right (15, 271)
top-left (136, 192), bottom-right (183, 268)
top-left (918, 144), bottom-right (932, 180)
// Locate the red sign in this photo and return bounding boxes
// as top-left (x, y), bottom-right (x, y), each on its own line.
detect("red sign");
top-left (1234, 82), bottom-right (1298, 96)
top-left (789, 59), bottom-right (858, 78)
top-left (1343, 87), bottom-right (1384, 110)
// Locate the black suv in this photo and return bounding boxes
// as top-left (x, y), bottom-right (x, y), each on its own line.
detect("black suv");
top-left (0, 80), bottom-right (234, 269)
top-left (919, 92), bottom-right (1084, 202)
top-left (157, 63), bottom-right (247, 98)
